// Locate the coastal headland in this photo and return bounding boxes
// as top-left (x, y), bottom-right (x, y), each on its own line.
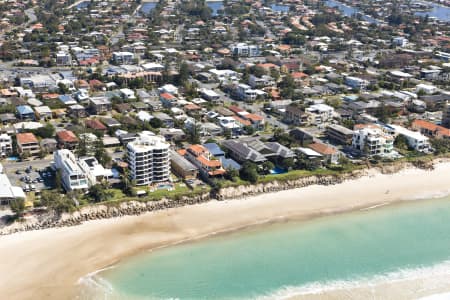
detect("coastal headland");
top-left (1, 162), bottom-right (450, 300)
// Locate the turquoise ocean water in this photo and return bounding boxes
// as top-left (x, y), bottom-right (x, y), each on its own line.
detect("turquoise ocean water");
top-left (83, 197), bottom-right (450, 299)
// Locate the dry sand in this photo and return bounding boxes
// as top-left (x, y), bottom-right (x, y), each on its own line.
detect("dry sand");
top-left (1, 163), bottom-right (450, 300)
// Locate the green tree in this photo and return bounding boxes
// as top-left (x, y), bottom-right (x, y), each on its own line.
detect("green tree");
top-left (430, 139), bottom-right (450, 155)
top-left (224, 167), bottom-right (239, 181)
top-left (177, 62), bottom-right (190, 86)
top-left (58, 82), bottom-right (70, 94)
top-left (39, 186), bottom-right (77, 213)
top-left (55, 169), bottom-right (63, 192)
top-left (121, 168), bottom-right (136, 196)
top-left (94, 139), bottom-right (111, 166)
top-left (280, 157), bottom-right (295, 170)
top-left (33, 123), bottom-right (55, 139)
top-left (76, 134), bottom-right (88, 157)
top-left (375, 102), bottom-right (390, 124)
top-left (88, 184), bottom-right (113, 203)
top-left (279, 73), bottom-right (295, 99)
top-left (10, 198), bottom-right (25, 217)
top-left (239, 162), bottom-right (259, 183)
top-left (262, 161), bottom-right (275, 174)
top-left (149, 117), bottom-right (163, 129)
top-left (394, 134), bottom-right (409, 151)
top-left (244, 125), bottom-right (255, 135)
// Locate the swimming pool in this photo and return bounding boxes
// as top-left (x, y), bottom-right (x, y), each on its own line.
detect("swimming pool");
top-left (269, 167), bottom-right (287, 175)
top-left (6, 156), bottom-right (19, 161)
top-left (157, 184), bottom-right (173, 190)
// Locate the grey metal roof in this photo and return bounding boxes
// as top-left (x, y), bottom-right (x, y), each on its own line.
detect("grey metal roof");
top-left (222, 140), bottom-right (266, 163)
top-left (265, 142), bottom-right (295, 158)
top-left (170, 150), bottom-right (198, 172)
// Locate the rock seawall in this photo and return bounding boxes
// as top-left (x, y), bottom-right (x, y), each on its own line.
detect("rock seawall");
top-left (0, 160), bottom-right (435, 235)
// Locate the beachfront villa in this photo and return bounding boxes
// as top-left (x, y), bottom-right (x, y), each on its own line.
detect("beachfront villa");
top-left (352, 126), bottom-right (394, 156)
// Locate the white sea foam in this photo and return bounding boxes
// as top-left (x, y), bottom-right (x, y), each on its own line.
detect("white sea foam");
top-left (403, 189), bottom-right (450, 201)
top-left (359, 202), bottom-right (389, 211)
top-left (254, 260), bottom-right (450, 300)
top-left (77, 266), bottom-right (116, 299)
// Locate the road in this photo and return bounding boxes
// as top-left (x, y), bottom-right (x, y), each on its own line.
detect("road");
top-left (2, 158), bottom-right (53, 174)
top-left (24, 8), bottom-right (37, 23)
top-left (67, 0), bottom-right (87, 9)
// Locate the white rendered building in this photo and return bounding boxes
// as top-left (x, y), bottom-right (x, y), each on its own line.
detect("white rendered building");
top-left (127, 131), bottom-right (170, 186)
top-left (352, 127), bottom-right (394, 156)
top-left (389, 125), bottom-right (431, 152)
top-left (54, 149), bottom-right (89, 191)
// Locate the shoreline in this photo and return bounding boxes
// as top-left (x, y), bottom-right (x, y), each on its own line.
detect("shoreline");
top-left (1, 163), bottom-right (450, 299)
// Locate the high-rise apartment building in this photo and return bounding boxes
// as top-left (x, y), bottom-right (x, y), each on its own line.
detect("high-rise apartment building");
top-left (127, 132), bottom-right (170, 186)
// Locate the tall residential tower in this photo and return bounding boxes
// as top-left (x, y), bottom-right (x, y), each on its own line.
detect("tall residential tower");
top-left (127, 132), bottom-right (170, 186)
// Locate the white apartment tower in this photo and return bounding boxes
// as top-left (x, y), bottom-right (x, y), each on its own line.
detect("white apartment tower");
top-left (127, 132), bottom-right (170, 186)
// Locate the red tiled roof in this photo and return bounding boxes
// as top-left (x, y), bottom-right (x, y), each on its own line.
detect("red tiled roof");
top-left (85, 119), bottom-right (107, 130)
top-left (291, 72), bottom-right (309, 79)
top-left (16, 133), bottom-right (38, 144)
top-left (412, 119), bottom-right (450, 137)
top-left (184, 103), bottom-right (201, 111)
top-left (232, 115), bottom-right (251, 126)
top-left (308, 142), bottom-right (337, 155)
top-left (89, 79), bottom-right (104, 87)
top-left (42, 93), bottom-right (60, 99)
top-left (197, 155), bottom-right (222, 168)
top-left (257, 63), bottom-right (278, 69)
top-left (243, 113), bottom-right (264, 122)
top-left (160, 92), bottom-right (175, 100)
top-left (56, 130), bottom-right (78, 143)
top-left (188, 144), bottom-right (206, 155)
top-left (228, 105), bottom-right (244, 114)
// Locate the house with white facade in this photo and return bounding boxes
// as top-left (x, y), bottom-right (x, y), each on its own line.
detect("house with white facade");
top-left (53, 149), bottom-right (89, 191)
top-left (112, 51), bottom-right (135, 64)
top-left (352, 125), bottom-right (394, 156)
top-left (231, 43), bottom-right (260, 57)
top-left (345, 76), bottom-right (369, 90)
top-left (306, 104), bottom-right (335, 125)
top-left (0, 133), bottom-right (12, 157)
top-left (389, 124), bottom-right (431, 152)
top-left (236, 84), bottom-right (265, 102)
top-left (78, 157), bottom-right (113, 186)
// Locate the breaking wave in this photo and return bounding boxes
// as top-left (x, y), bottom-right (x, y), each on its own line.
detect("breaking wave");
top-left (254, 260), bottom-right (450, 300)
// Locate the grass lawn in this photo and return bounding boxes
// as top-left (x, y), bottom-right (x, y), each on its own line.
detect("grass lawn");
top-left (258, 165), bottom-right (364, 183)
top-left (102, 184), bottom-right (211, 204)
top-left (221, 177), bottom-right (248, 188)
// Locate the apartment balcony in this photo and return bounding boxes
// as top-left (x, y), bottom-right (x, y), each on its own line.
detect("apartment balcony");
top-left (135, 157), bottom-right (153, 162)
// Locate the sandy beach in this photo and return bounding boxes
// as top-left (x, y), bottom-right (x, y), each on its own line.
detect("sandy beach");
top-left (1, 163), bottom-right (450, 300)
